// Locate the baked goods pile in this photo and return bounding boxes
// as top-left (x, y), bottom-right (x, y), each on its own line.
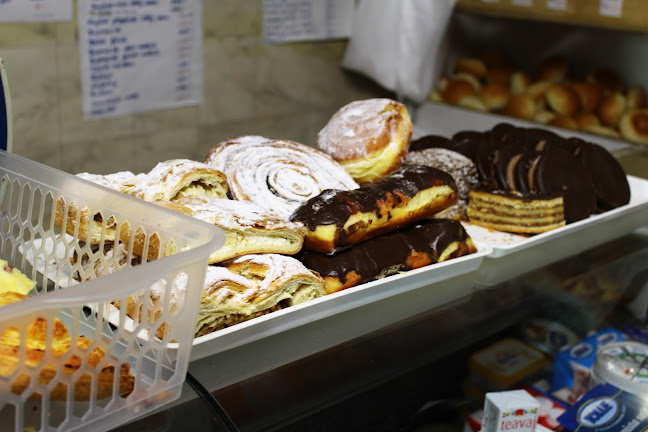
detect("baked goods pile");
top-left (432, 51), bottom-right (648, 144)
top-left (0, 274), bottom-right (134, 400)
top-left (57, 98), bottom-right (479, 337)
top-left (410, 123), bottom-right (631, 234)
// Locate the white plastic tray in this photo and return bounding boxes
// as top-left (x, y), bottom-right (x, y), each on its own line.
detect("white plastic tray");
top-left (463, 175), bottom-right (648, 258)
top-left (184, 244), bottom-right (491, 360)
top-left (25, 236), bottom-right (492, 361)
top-left (469, 175), bottom-right (648, 285)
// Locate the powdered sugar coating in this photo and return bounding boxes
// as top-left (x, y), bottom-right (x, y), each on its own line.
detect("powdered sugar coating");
top-left (173, 197), bottom-right (305, 232)
top-left (203, 254), bottom-right (316, 304)
top-left (76, 171), bottom-right (145, 194)
top-left (317, 98), bottom-right (404, 160)
top-left (130, 159), bottom-right (224, 202)
top-left (204, 136), bottom-right (358, 218)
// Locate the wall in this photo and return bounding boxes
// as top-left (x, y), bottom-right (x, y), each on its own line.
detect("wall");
top-left (0, 1), bottom-right (388, 175)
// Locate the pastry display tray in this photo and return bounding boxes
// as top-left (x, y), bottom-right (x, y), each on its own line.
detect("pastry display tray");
top-left (465, 175), bottom-right (648, 285)
top-left (24, 235), bottom-right (491, 361)
top-left (24, 175), bottom-right (648, 363)
top-left (185, 244), bottom-right (491, 360)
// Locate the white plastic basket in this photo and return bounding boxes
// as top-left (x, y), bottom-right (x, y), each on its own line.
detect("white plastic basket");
top-left (0, 151), bottom-right (224, 432)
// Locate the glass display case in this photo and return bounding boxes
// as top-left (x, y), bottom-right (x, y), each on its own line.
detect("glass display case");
top-left (111, 223), bottom-right (648, 432)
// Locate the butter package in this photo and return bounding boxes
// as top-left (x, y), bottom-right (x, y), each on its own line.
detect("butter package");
top-left (551, 327), bottom-right (626, 405)
top-left (557, 383), bottom-right (648, 432)
top-left (468, 338), bottom-right (551, 393)
top-left (481, 390), bottom-right (539, 432)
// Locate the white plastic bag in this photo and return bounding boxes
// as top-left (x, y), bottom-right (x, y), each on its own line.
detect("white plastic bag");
top-left (342, 0), bottom-right (456, 104)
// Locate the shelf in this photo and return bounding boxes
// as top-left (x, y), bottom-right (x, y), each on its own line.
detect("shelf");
top-left (455, 0), bottom-right (648, 34)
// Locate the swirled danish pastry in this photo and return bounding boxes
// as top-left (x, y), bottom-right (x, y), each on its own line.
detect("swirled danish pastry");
top-left (204, 136), bottom-right (359, 219)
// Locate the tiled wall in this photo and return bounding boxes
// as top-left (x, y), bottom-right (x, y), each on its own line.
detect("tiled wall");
top-left (0, 1), bottom-right (389, 175)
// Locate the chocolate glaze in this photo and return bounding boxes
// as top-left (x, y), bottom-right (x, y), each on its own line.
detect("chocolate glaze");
top-left (409, 135), bottom-right (453, 152)
top-left (577, 142), bottom-right (631, 210)
top-left (451, 131), bottom-right (487, 160)
top-left (290, 165), bottom-right (457, 231)
top-left (296, 219), bottom-right (472, 287)
top-left (514, 151), bottom-right (542, 195)
top-left (534, 148), bottom-right (597, 223)
top-left (403, 123), bottom-right (630, 225)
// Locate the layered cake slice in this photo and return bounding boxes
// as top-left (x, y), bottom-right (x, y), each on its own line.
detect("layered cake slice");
top-left (466, 189), bottom-right (565, 234)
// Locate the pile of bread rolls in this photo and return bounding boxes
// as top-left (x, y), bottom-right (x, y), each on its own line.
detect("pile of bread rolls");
top-left (431, 50), bottom-right (648, 145)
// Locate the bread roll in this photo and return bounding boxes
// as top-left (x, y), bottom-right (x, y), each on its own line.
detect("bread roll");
top-left (598, 92), bottom-right (627, 127)
top-left (571, 81), bottom-right (603, 113)
top-left (482, 82), bottom-right (510, 110)
top-left (545, 84), bottom-right (581, 117)
top-left (619, 108), bottom-right (648, 144)
top-left (510, 71), bottom-right (532, 95)
top-left (535, 55), bottom-right (569, 83)
top-left (574, 112), bottom-right (601, 131)
top-left (441, 78), bottom-right (478, 105)
top-left (626, 86), bottom-right (647, 109)
top-left (504, 93), bottom-right (536, 120)
top-left (454, 57), bottom-right (487, 79)
top-left (548, 115), bottom-right (578, 130)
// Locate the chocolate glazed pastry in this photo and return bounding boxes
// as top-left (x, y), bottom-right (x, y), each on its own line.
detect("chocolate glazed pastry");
top-left (575, 141), bottom-right (631, 211)
top-left (290, 165), bottom-right (458, 254)
top-left (297, 219), bottom-right (477, 294)
top-left (534, 147), bottom-right (597, 223)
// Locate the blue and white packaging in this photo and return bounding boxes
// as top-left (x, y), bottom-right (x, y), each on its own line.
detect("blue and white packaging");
top-left (557, 383), bottom-right (648, 432)
top-left (551, 327), bottom-right (626, 405)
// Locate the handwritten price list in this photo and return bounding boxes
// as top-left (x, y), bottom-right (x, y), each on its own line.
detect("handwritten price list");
top-left (0, 0), bottom-right (72, 22)
top-left (79, 0), bottom-right (202, 119)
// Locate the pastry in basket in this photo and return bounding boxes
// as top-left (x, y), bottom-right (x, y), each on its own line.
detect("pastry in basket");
top-left (194, 254), bottom-right (326, 336)
top-left (0, 259), bottom-right (36, 295)
top-left (129, 159), bottom-right (228, 202)
top-left (121, 197), bottom-right (306, 263)
top-left (297, 219), bottom-right (477, 294)
top-left (57, 160), bottom-right (227, 245)
top-left (0, 292), bottom-right (134, 400)
top-left (55, 171), bottom-right (145, 245)
top-left (290, 165), bottom-right (458, 254)
top-left (204, 135), bottom-right (358, 219)
top-left (316, 98), bottom-right (413, 185)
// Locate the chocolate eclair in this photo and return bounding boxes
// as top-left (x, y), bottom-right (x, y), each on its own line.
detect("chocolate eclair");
top-left (297, 219), bottom-right (477, 294)
top-left (290, 165), bottom-right (458, 254)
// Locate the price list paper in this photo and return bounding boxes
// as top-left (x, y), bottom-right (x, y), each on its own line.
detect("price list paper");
top-left (0, 0), bottom-right (72, 22)
top-left (79, 0), bottom-right (202, 120)
top-left (263, 0), bottom-right (354, 44)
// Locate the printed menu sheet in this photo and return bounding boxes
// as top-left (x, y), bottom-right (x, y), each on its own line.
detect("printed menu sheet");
top-left (263, 0), bottom-right (354, 43)
top-left (78, 0), bottom-right (202, 120)
top-left (0, 0), bottom-right (72, 22)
